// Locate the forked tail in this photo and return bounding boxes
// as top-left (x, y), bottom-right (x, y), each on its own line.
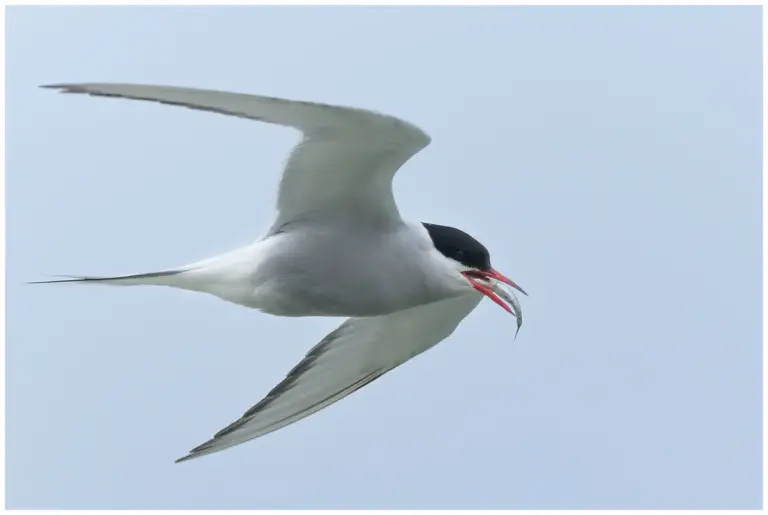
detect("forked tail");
top-left (29, 245), bottom-right (263, 304)
top-left (29, 269), bottom-right (187, 286)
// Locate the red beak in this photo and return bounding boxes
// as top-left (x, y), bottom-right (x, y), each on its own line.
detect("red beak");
top-left (461, 268), bottom-right (527, 314)
top-left (481, 268), bottom-right (527, 297)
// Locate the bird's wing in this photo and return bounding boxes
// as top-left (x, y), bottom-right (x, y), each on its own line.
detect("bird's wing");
top-left (176, 293), bottom-right (483, 463)
top-left (43, 83), bottom-right (431, 230)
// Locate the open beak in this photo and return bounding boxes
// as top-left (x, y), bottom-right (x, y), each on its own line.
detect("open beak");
top-left (462, 268), bottom-right (525, 337)
top-left (480, 269), bottom-right (527, 297)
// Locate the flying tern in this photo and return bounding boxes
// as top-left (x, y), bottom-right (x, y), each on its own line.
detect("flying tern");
top-left (35, 83), bottom-right (527, 462)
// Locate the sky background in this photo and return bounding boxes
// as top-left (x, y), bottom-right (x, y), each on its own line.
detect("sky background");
top-left (6, 5), bottom-right (762, 510)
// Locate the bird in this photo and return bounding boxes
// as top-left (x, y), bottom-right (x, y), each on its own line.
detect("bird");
top-left (34, 83), bottom-right (527, 463)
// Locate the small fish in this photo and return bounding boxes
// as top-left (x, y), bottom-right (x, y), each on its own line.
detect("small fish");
top-left (491, 282), bottom-right (523, 338)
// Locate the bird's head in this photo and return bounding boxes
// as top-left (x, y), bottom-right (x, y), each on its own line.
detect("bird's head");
top-left (422, 222), bottom-right (527, 333)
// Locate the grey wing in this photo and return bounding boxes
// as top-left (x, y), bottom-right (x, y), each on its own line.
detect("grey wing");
top-left (176, 293), bottom-right (483, 463)
top-left (43, 83), bottom-right (431, 230)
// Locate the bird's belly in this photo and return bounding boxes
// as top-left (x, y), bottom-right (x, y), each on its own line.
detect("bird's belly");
top-left (249, 232), bottom-right (450, 317)
top-left (255, 273), bottom-right (441, 318)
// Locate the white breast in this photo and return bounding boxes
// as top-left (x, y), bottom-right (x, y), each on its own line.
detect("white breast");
top-left (241, 221), bottom-right (470, 317)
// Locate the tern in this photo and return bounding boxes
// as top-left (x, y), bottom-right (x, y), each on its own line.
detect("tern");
top-left (35, 84), bottom-right (527, 462)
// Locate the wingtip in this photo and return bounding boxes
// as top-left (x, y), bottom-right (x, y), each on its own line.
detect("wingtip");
top-left (174, 453), bottom-right (196, 464)
top-left (175, 446), bottom-right (213, 464)
top-left (175, 438), bottom-right (217, 463)
top-left (40, 83), bottom-right (88, 94)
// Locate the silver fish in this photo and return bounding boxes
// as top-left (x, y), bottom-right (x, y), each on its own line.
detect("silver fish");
top-left (491, 281), bottom-right (523, 338)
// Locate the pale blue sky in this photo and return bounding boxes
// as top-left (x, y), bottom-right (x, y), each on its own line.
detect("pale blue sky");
top-left (6, 5), bottom-right (762, 509)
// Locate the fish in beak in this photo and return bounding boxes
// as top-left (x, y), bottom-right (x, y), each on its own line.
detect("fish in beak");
top-left (462, 268), bottom-right (526, 337)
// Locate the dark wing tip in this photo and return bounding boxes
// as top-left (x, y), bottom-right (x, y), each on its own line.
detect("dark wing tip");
top-left (40, 83), bottom-right (72, 90)
top-left (174, 437), bottom-right (219, 464)
top-left (40, 84), bottom-right (93, 95)
top-left (175, 453), bottom-right (197, 464)
top-left (174, 447), bottom-right (207, 464)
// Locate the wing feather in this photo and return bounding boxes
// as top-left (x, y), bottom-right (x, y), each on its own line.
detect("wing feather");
top-left (43, 83), bottom-right (431, 229)
top-left (176, 293), bottom-right (482, 462)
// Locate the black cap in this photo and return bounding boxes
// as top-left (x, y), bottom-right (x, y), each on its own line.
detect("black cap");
top-left (422, 223), bottom-right (491, 271)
